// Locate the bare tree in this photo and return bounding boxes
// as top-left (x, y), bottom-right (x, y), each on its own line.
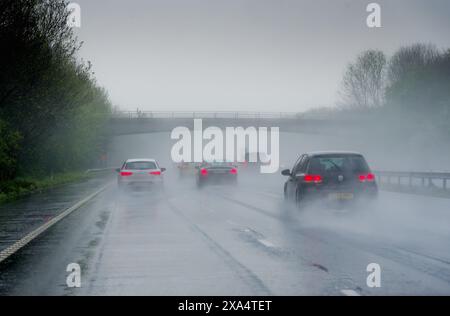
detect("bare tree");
top-left (339, 50), bottom-right (387, 109)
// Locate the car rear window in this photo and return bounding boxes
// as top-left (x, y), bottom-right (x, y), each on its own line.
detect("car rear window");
top-left (125, 161), bottom-right (157, 170)
top-left (308, 155), bottom-right (369, 174)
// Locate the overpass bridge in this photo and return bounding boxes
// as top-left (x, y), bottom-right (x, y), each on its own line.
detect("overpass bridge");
top-left (108, 111), bottom-right (359, 136)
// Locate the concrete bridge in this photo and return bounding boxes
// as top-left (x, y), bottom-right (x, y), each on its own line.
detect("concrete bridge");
top-left (108, 111), bottom-right (358, 136)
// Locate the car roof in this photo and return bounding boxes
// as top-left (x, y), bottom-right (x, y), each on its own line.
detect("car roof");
top-left (125, 158), bottom-right (157, 163)
top-left (306, 151), bottom-right (364, 157)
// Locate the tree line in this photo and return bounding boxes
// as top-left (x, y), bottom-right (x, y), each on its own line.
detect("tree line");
top-left (338, 44), bottom-right (450, 127)
top-left (300, 43), bottom-right (450, 170)
top-left (0, 0), bottom-right (112, 183)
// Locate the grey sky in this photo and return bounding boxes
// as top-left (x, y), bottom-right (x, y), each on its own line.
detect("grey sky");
top-left (74, 0), bottom-right (450, 112)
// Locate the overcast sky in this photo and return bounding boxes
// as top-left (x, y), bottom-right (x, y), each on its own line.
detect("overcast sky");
top-left (73, 0), bottom-right (450, 112)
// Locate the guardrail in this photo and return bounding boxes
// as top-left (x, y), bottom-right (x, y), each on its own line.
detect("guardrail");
top-left (85, 167), bottom-right (117, 174)
top-left (84, 168), bottom-right (450, 195)
top-left (111, 111), bottom-right (302, 119)
top-left (374, 170), bottom-right (450, 191)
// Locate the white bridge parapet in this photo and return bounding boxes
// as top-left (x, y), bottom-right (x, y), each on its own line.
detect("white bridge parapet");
top-left (112, 111), bottom-right (303, 120)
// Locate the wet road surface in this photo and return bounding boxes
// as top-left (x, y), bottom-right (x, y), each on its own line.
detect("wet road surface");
top-left (0, 175), bottom-right (111, 254)
top-left (1, 171), bottom-right (450, 295)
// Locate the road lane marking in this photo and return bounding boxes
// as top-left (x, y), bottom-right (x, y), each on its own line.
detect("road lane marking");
top-left (340, 289), bottom-right (361, 296)
top-left (166, 200), bottom-right (273, 295)
top-left (0, 183), bottom-right (112, 264)
top-left (240, 227), bottom-right (278, 249)
top-left (226, 221), bottom-right (276, 248)
top-left (257, 238), bottom-right (275, 248)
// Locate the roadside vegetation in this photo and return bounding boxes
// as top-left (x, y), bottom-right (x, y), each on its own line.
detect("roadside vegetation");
top-left (0, 0), bottom-right (112, 203)
top-left (303, 44), bottom-right (450, 169)
top-left (306, 44), bottom-right (450, 124)
top-left (0, 172), bottom-right (90, 204)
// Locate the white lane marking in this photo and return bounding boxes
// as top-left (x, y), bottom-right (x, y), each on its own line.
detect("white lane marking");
top-left (243, 228), bottom-right (277, 248)
top-left (0, 183), bottom-right (112, 264)
top-left (340, 289), bottom-right (361, 296)
top-left (227, 222), bottom-right (277, 248)
top-left (257, 238), bottom-right (276, 248)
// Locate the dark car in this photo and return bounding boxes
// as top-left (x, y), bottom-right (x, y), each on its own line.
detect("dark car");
top-left (282, 152), bottom-right (378, 208)
top-left (196, 162), bottom-right (238, 187)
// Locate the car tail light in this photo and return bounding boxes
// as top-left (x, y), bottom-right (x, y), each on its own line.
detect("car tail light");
top-left (200, 168), bottom-right (208, 176)
top-left (120, 171), bottom-right (133, 177)
top-left (230, 168), bottom-right (237, 175)
top-left (359, 173), bottom-right (375, 182)
top-left (304, 174), bottom-right (322, 184)
top-left (150, 171), bottom-right (161, 175)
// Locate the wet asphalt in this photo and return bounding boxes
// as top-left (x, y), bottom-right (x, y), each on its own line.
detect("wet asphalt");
top-left (1, 169), bottom-right (450, 296)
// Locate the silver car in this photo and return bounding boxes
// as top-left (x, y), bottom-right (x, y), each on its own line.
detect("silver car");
top-left (117, 159), bottom-right (166, 190)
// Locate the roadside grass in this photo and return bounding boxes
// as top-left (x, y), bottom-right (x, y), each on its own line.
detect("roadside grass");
top-left (0, 172), bottom-right (90, 205)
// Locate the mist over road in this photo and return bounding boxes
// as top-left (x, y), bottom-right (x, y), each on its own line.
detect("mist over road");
top-left (0, 132), bottom-right (449, 295)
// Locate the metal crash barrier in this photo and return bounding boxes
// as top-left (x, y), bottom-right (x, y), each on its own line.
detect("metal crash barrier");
top-left (374, 170), bottom-right (450, 191)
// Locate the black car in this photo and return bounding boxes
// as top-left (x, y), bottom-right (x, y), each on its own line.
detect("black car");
top-left (196, 162), bottom-right (238, 187)
top-left (282, 152), bottom-right (378, 207)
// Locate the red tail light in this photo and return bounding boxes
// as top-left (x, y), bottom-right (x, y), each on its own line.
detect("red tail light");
top-left (230, 168), bottom-right (237, 175)
top-left (359, 173), bottom-right (375, 182)
top-left (304, 174), bottom-right (322, 184)
top-left (120, 171), bottom-right (133, 177)
top-left (150, 171), bottom-right (161, 175)
top-left (200, 168), bottom-right (208, 176)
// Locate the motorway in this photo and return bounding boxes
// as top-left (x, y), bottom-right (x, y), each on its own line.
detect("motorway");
top-left (0, 171), bottom-right (450, 295)
top-left (0, 132), bottom-right (450, 295)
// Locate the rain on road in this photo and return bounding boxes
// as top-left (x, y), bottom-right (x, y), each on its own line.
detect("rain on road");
top-left (1, 133), bottom-right (450, 296)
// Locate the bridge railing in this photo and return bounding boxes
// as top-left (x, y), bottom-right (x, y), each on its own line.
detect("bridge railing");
top-left (374, 170), bottom-right (450, 191)
top-left (111, 111), bottom-right (302, 119)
